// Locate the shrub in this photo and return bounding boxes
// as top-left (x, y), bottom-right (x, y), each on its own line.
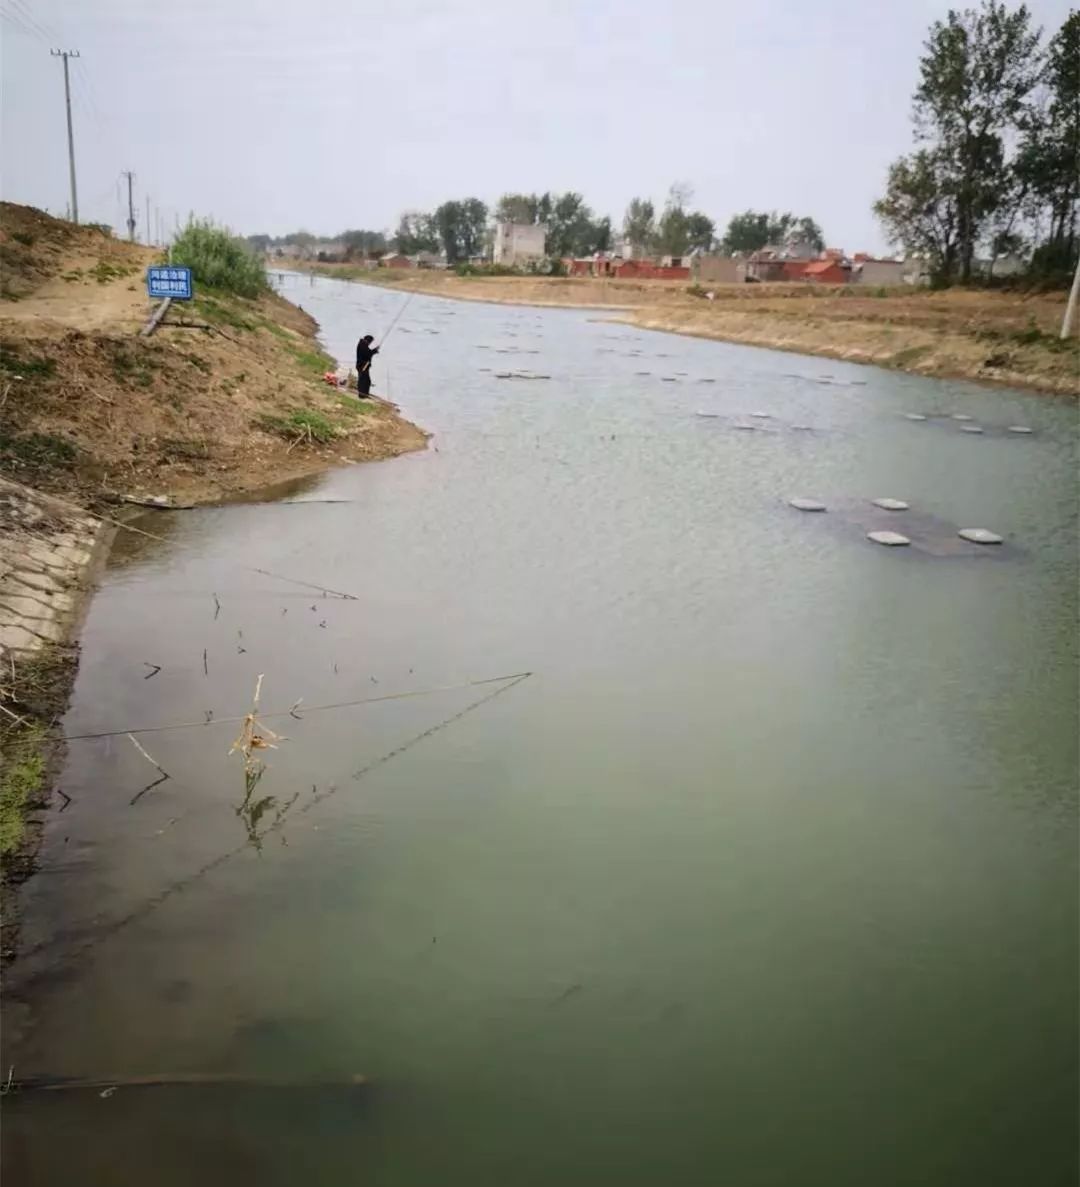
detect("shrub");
top-left (454, 262), bottom-right (520, 277)
top-left (0, 431), bottom-right (77, 470)
top-left (257, 409), bottom-right (336, 444)
top-left (0, 723), bottom-right (46, 856)
top-left (0, 343), bottom-right (56, 379)
top-left (171, 219), bottom-right (268, 298)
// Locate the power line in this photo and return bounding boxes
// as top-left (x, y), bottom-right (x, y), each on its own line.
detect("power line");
top-left (0, 5), bottom-right (39, 40)
top-left (9, 0), bottom-right (57, 41)
top-left (72, 57), bottom-right (106, 138)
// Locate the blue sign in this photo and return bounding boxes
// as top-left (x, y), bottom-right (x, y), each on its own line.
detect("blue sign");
top-left (147, 265), bottom-right (193, 300)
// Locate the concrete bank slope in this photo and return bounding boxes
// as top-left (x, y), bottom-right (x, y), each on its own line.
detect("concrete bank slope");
top-left (0, 478), bottom-right (106, 656)
top-left (0, 477), bottom-right (110, 964)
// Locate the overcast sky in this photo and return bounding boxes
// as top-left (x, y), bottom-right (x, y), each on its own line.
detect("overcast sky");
top-left (2, 0), bottom-right (1075, 252)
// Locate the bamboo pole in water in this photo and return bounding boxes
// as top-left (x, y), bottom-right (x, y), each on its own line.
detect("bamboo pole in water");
top-left (8, 1072), bottom-right (369, 1093)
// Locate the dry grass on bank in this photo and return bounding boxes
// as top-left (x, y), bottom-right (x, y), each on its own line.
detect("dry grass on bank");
top-left (0, 204), bottom-right (427, 504)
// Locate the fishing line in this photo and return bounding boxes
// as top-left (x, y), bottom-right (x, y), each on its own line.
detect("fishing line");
top-left (2, 480), bottom-right (362, 601)
top-left (12, 671), bottom-right (532, 980)
top-left (63, 671), bottom-right (533, 741)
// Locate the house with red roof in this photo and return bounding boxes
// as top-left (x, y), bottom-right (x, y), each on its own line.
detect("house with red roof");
top-left (803, 257), bottom-right (851, 284)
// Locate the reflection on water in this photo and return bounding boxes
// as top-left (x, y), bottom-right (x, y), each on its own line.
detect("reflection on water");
top-left (3, 275), bottom-right (1077, 1186)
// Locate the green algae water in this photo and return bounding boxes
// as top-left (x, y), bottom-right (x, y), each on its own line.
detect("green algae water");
top-left (4, 275), bottom-right (1077, 1186)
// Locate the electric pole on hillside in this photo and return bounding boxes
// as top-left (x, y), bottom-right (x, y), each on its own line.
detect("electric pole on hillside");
top-left (122, 171), bottom-right (136, 241)
top-left (145, 194), bottom-right (151, 245)
top-left (50, 49), bottom-right (80, 223)
top-left (1062, 253), bottom-right (1080, 339)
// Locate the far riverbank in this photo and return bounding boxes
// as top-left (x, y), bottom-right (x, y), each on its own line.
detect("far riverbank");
top-left (288, 261), bottom-right (1079, 398)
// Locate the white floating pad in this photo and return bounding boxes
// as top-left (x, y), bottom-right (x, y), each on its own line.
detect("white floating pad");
top-left (695, 411), bottom-right (721, 418)
top-left (960, 425), bottom-right (984, 433)
top-left (872, 498), bottom-right (909, 511)
top-left (951, 413), bottom-right (974, 422)
top-left (1007, 425), bottom-right (1033, 434)
top-left (904, 413), bottom-right (928, 421)
top-left (867, 530), bottom-right (911, 547)
top-left (791, 424), bottom-right (814, 432)
top-left (789, 498), bottom-right (826, 512)
top-left (750, 412), bottom-right (772, 419)
top-left (732, 423), bottom-right (756, 431)
top-left (957, 528), bottom-right (1003, 545)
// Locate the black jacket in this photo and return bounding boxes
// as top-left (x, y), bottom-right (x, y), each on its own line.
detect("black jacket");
top-left (356, 341), bottom-right (378, 371)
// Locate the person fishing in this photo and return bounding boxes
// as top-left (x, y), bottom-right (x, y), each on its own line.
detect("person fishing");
top-left (355, 333), bottom-right (379, 397)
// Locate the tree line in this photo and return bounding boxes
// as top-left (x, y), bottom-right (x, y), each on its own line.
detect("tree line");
top-left (875, 2), bottom-right (1078, 283)
top-left (257, 197), bottom-right (828, 267)
top-left (251, 184), bottom-right (829, 266)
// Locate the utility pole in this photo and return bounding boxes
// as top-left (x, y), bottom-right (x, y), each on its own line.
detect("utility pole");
top-left (1062, 252), bottom-right (1080, 339)
top-left (122, 171), bottom-right (136, 241)
top-left (50, 49), bottom-right (80, 223)
top-left (146, 194), bottom-right (151, 245)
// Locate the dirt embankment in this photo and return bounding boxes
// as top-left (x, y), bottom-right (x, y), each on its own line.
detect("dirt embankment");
top-left (1, 204), bottom-right (427, 506)
top-left (294, 260), bottom-right (1079, 397)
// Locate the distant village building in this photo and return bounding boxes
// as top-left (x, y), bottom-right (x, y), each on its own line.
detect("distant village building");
top-left (379, 253), bottom-right (414, 270)
top-left (273, 240), bottom-right (344, 261)
top-left (746, 245), bottom-right (858, 284)
top-left (492, 222), bottom-right (547, 267)
top-left (745, 248), bottom-right (806, 282)
top-left (564, 254), bottom-right (689, 279)
top-left (780, 231), bottom-right (819, 260)
top-left (692, 255), bottom-right (741, 284)
top-left (802, 256), bottom-right (851, 284)
top-left (851, 254), bottom-right (906, 285)
top-left (975, 253), bottom-right (1025, 278)
top-left (312, 240), bottom-right (346, 262)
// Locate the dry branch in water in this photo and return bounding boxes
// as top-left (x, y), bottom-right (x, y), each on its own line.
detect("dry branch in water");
top-left (229, 674), bottom-right (292, 848)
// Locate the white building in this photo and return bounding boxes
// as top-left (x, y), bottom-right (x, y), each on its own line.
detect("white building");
top-left (492, 222), bottom-right (547, 267)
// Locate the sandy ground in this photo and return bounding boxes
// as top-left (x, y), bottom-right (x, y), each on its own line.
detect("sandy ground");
top-left (1, 204), bottom-right (427, 506)
top-left (299, 262), bottom-right (1079, 397)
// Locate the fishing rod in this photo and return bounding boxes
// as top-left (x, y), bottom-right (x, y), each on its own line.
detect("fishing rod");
top-left (378, 288), bottom-right (416, 348)
top-left (358, 289), bottom-right (415, 376)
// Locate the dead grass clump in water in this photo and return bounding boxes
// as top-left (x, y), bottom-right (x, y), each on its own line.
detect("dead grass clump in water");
top-left (229, 675), bottom-right (296, 849)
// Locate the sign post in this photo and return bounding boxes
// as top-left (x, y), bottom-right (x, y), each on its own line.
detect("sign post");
top-left (147, 265), bottom-right (193, 301)
top-left (142, 266), bottom-right (194, 337)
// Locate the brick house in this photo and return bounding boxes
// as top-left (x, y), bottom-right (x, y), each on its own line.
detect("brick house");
top-left (802, 258), bottom-right (851, 284)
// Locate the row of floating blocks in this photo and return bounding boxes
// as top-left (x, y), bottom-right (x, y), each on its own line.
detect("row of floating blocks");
top-left (787, 497), bottom-right (1003, 547)
top-left (905, 412), bottom-right (1033, 434)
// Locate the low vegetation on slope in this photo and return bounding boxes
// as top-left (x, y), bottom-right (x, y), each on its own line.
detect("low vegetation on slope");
top-left (0, 205), bottom-right (426, 503)
top-left (0, 203), bottom-right (129, 300)
top-left (171, 218), bottom-right (270, 299)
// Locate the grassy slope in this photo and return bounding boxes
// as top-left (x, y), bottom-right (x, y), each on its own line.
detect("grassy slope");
top-left (0, 646), bottom-right (77, 963)
top-left (1, 204), bottom-right (427, 504)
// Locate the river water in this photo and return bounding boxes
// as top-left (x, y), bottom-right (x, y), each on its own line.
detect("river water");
top-left (4, 275), bottom-right (1078, 1185)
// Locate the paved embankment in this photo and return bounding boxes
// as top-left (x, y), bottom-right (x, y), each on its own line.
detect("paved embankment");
top-left (0, 477), bottom-right (106, 657)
